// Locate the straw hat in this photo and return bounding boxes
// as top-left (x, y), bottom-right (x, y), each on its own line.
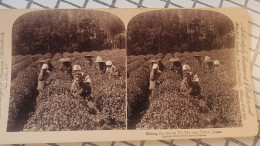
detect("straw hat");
top-left (59, 58), bottom-right (71, 62)
top-left (95, 56), bottom-right (104, 62)
top-left (45, 59), bottom-right (52, 62)
top-left (38, 60), bottom-right (45, 63)
top-left (194, 55), bottom-right (201, 58)
top-left (182, 64), bottom-right (191, 71)
top-left (106, 60), bottom-right (112, 66)
top-left (214, 60), bottom-right (220, 65)
top-left (169, 58), bottom-right (180, 62)
top-left (41, 63), bottom-right (49, 70)
top-left (73, 65), bottom-right (81, 71)
top-left (152, 63), bottom-right (159, 69)
top-left (204, 56), bottom-right (212, 62)
top-left (84, 55), bottom-right (93, 58)
top-left (156, 59), bottom-right (163, 62)
top-left (149, 59), bottom-right (157, 63)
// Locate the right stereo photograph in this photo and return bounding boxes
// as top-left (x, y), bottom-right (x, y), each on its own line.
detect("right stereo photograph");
top-left (126, 9), bottom-right (242, 130)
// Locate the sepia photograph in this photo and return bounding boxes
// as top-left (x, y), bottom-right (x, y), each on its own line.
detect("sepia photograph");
top-left (0, 8), bottom-right (257, 143)
top-left (127, 9), bottom-right (242, 129)
top-left (8, 9), bottom-right (126, 132)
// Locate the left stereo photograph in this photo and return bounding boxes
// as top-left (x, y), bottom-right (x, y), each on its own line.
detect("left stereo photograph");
top-left (8, 9), bottom-right (126, 132)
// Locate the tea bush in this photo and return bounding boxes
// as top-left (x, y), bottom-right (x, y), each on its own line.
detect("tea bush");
top-left (128, 49), bottom-right (242, 129)
top-left (9, 49), bottom-right (126, 131)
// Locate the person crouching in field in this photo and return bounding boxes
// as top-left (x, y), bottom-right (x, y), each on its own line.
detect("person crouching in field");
top-left (38, 60), bottom-right (46, 70)
top-left (194, 55), bottom-right (202, 65)
top-left (45, 59), bottom-right (55, 72)
top-left (213, 60), bottom-right (221, 71)
top-left (149, 59), bottom-right (164, 72)
top-left (169, 58), bottom-right (183, 80)
top-left (204, 56), bottom-right (214, 70)
top-left (72, 65), bottom-right (85, 80)
top-left (59, 58), bottom-right (73, 79)
top-left (70, 74), bottom-right (84, 96)
top-left (84, 55), bottom-right (93, 66)
top-left (180, 64), bottom-right (201, 98)
top-left (95, 56), bottom-right (106, 73)
top-left (38, 59), bottom-right (54, 73)
top-left (149, 63), bottom-right (160, 91)
top-left (157, 59), bottom-right (166, 72)
top-left (71, 65), bottom-right (92, 99)
top-left (71, 65), bottom-right (84, 96)
top-left (37, 64), bottom-right (51, 93)
top-left (105, 60), bottom-right (120, 78)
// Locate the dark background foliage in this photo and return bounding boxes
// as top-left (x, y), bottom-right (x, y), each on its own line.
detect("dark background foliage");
top-left (127, 9), bottom-right (234, 56)
top-left (12, 10), bottom-right (125, 55)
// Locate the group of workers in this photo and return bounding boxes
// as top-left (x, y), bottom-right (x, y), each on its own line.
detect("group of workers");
top-left (36, 53), bottom-right (221, 99)
top-left (149, 55), bottom-right (221, 98)
top-left (36, 55), bottom-right (120, 99)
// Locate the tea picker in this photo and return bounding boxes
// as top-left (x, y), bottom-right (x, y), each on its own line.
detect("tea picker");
top-left (149, 63), bottom-right (160, 91)
top-left (180, 64), bottom-right (201, 97)
top-left (213, 60), bottom-right (220, 70)
top-left (44, 59), bottom-right (55, 72)
top-left (37, 63), bottom-right (52, 93)
top-left (72, 65), bottom-right (85, 81)
top-left (70, 73), bottom-right (84, 96)
top-left (156, 59), bottom-right (165, 72)
top-left (59, 58), bottom-right (72, 72)
top-left (194, 55), bottom-right (202, 65)
top-left (105, 60), bottom-right (120, 78)
top-left (84, 55), bottom-right (94, 66)
top-left (182, 64), bottom-right (191, 79)
top-left (59, 58), bottom-right (73, 79)
top-left (37, 60), bottom-right (46, 69)
top-left (149, 59), bottom-right (157, 70)
top-left (204, 56), bottom-right (214, 70)
top-left (169, 57), bottom-right (183, 79)
top-left (95, 56), bottom-right (106, 73)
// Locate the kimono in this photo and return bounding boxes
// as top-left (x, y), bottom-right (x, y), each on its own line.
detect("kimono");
top-left (37, 69), bottom-right (48, 91)
top-left (149, 69), bottom-right (159, 90)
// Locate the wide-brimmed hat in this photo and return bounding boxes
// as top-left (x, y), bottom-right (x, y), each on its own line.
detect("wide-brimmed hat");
top-left (169, 58), bottom-right (180, 62)
top-left (38, 60), bottom-right (46, 63)
top-left (95, 56), bottom-right (104, 62)
top-left (59, 58), bottom-right (71, 62)
top-left (152, 63), bottom-right (159, 69)
top-left (214, 60), bottom-right (220, 65)
top-left (106, 60), bottom-right (112, 66)
top-left (41, 63), bottom-right (49, 70)
top-left (194, 55), bottom-right (201, 58)
top-left (73, 65), bottom-right (81, 71)
top-left (84, 55), bottom-right (93, 58)
top-left (156, 59), bottom-right (163, 62)
top-left (45, 59), bottom-right (52, 62)
top-left (149, 59), bottom-right (157, 63)
top-left (204, 56), bottom-right (212, 62)
top-left (182, 64), bottom-right (191, 71)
